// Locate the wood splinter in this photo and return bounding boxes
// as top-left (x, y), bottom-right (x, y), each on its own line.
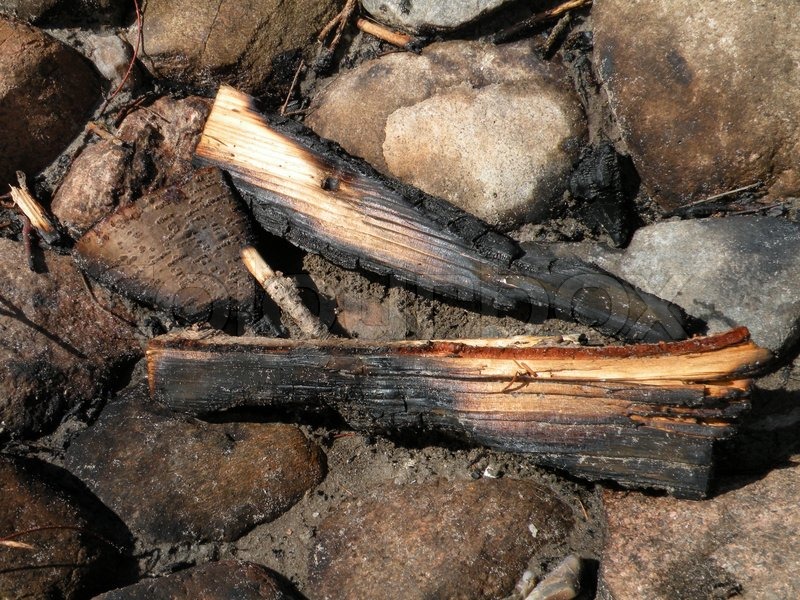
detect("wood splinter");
top-left (356, 18), bottom-right (421, 51)
top-left (241, 246), bottom-right (331, 339)
top-left (8, 171), bottom-right (60, 245)
top-left (148, 327), bottom-right (772, 498)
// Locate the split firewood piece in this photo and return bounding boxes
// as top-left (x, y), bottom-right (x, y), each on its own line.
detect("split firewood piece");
top-left (194, 85), bottom-right (693, 343)
top-left (241, 245), bottom-right (332, 339)
top-left (148, 327), bottom-right (772, 497)
top-left (75, 167), bottom-right (258, 327)
top-left (8, 171), bottom-right (60, 244)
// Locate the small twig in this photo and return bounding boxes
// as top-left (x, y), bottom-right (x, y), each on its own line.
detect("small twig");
top-left (241, 246), bottom-right (332, 339)
top-left (280, 59), bottom-right (306, 117)
top-left (356, 17), bottom-right (420, 51)
top-left (99, 0), bottom-right (142, 115)
top-left (0, 525), bottom-right (126, 554)
top-left (541, 13), bottom-right (573, 58)
top-left (9, 172), bottom-right (60, 245)
top-left (0, 539), bottom-right (36, 550)
top-left (318, 0), bottom-right (358, 51)
top-left (672, 182), bottom-right (763, 211)
top-left (493, 0), bottom-right (592, 44)
top-left (86, 121), bottom-right (125, 146)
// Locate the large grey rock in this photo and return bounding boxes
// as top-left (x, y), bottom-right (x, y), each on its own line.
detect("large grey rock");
top-left (140, 0), bottom-right (341, 92)
top-left (599, 457), bottom-right (800, 599)
top-left (308, 41), bottom-right (585, 229)
top-left (0, 18), bottom-right (99, 189)
top-left (611, 217), bottom-right (800, 354)
top-left (0, 0), bottom-right (57, 21)
top-left (594, 0), bottom-right (800, 210)
top-left (361, 0), bottom-right (510, 33)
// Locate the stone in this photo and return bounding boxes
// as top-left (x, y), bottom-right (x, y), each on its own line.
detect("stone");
top-left (0, 0), bottom-right (57, 21)
top-left (0, 0), bottom-right (127, 24)
top-left (82, 32), bottom-right (138, 90)
top-left (361, 0), bottom-right (510, 34)
top-left (308, 40), bottom-right (585, 229)
top-left (64, 387), bottom-right (326, 544)
top-left (75, 167), bottom-right (258, 329)
top-left (610, 216), bottom-right (800, 355)
top-left (526, 554), bottom-right (583, 600)
top-left (0, 18), bottom-right (99, 189)
top-left (0, 455), bottom-right (136, 599)
top-left (598, 457), bottom-right (800, 599)
top-left (593, 0), bottom-right (800, 210)
top-left (96, 560), bottom-right (299, 599)
top-left (139, 0), bottom-right (341, 92)
top-left (0, 238), bottom-right (140, 438)
top-left (52, 95), bottom-right (210, 237)
top-left (51, 142), bottom-right (130, 237)
top-left (309, 478), bottom-right (573, 600)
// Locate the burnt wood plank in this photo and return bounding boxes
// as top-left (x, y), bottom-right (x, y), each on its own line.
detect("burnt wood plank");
top-left (147, 327), bottom-right (771, 497)
top-left (194, 85), bottom-right (695, 343)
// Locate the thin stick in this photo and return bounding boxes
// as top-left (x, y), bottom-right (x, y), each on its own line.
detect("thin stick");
top-left (21, 214), bottom-right (35, 271)
top-left (0, 525), bottom-right (126, 554)
top-left (356, 18), bottom-right (416, 49)
top-left (318, 0), bottom-right (357, 50)
top-left (9, 171), bottom-right (59, 244)
top-left (493, 0), bottom-right (592, 43)
top-left (86, 121), bottom-right (125, 146)
top-left (280, 59), bottom-right (306, 117)
top-left (241, 246), bottom-right (332, 339)
top-left (671, 182), bottom-right (763, 212)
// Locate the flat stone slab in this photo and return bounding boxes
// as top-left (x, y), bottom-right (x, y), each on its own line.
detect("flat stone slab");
top-left (75, 167), bottom-right (258, 329)
top-left (309, 478), bottom-right (574, 600)
top-left (64, 388), bottom-right (325, 544)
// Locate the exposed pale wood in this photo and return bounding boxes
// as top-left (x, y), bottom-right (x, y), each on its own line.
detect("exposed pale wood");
top-left (147, 327), bottom-right (771, 497)
top-left (8, 171), bottom-right (59, 244)
top-left (194, 85), bottom-right (695, 344)
top-left (241, 245), bottom-right (331, 338)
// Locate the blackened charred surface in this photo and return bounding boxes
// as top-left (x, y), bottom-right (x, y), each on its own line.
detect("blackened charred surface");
top-left (196, 86), bottom-right (698, 342)
top-left (76, 168), bottom-right (261, 331)
top-left (147, 329), bottom-right (765, 496)
top-left (569, 143), bottom-right (640, 246)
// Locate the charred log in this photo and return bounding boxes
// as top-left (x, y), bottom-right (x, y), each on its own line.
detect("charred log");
top-left (193, 85), bottom-right (696, 343)
top-left (148, 327), bottom-right (772, 497)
